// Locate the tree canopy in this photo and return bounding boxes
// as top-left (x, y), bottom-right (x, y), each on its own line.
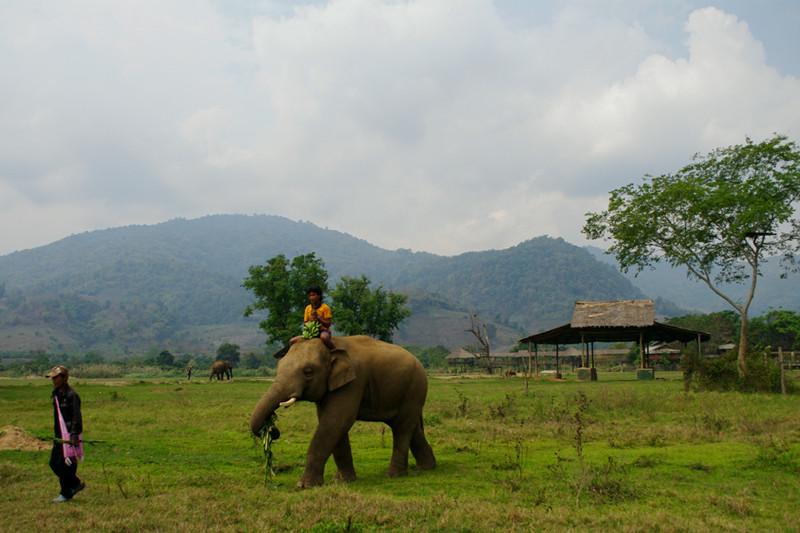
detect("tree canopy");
top-left (156, 350), bottom-right (174, 368)
top-left (749, 309), bottom-right (800, 352)
top-left (216, 342), bottom-right (241, 364)
top-left (242, 253), bottom-right (328, 346)
top-left (243, 254), bottom-right (411, 345)
top-left (329, 274), bottom-right (411, 342)
top-left (583, 134), bottom-right (800, 378)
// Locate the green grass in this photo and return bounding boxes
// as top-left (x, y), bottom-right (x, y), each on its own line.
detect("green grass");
top-left (2, 372), bottom-right (800, 531)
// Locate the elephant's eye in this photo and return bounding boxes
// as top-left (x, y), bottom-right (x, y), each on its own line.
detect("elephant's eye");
top-left (303, 368), bottom-right (313, 378)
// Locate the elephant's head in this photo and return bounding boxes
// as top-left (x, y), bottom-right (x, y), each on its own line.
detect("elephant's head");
top-left (249, 338), bottom-right (356, 435)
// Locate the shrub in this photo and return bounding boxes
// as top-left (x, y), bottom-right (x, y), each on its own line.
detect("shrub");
top-left (692, 347), bottom-right (791, 394)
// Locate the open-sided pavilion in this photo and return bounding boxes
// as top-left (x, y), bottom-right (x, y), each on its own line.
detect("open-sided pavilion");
top-left (518, 299), bottom-right (710, 380)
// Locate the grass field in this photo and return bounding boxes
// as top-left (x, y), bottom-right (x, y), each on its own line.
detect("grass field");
top-left (1, 371), bottom-right (799, 532)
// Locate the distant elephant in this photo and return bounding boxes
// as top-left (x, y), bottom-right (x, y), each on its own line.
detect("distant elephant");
top-left (249, 335), bottom-right (436, 488)
top-left (210, 360), bottom-right (233, 381)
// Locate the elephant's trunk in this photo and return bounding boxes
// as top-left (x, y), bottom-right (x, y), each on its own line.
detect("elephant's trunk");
top-left (249, 383), bottom-right (298, 435)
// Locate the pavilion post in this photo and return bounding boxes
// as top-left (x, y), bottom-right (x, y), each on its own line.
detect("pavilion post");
top-left (639, 331), bottom-right (644, 369)
top-left (554, 345), bottom-right (562, 379)
top-left (581, 332), bottom-right (586, 367)
top-left (637, 330), bottom-right (654, 380)
top-left (577, 332), bottom-right (594, 381)
top-left (527, 342), bottom-right (532, 377)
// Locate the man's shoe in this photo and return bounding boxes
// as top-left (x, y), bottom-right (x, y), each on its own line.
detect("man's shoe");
top-left (72, 482), bottom-right (86, 495)
top-left (52, 494), bottom-right (71, 503)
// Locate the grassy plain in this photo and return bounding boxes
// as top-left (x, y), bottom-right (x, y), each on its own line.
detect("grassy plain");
top-left (1, 372), bottom-right (799, 532)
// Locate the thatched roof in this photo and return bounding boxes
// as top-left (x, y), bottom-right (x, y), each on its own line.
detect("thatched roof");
top-left (571, 300), bottom-right (655, 328)
top-left (445, 349), bottom-right (475, 360)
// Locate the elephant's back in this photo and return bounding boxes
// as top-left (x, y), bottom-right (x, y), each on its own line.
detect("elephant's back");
top-left (338, 336), bottom-right (421, 364)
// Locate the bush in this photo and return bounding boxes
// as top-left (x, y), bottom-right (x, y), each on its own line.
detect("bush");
top-left (691, 346), bottom-right (791, 394)
top-left (741, 348), bottom-right (787, 393)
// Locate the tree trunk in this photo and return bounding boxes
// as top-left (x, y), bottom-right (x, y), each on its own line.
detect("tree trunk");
top-left (737, 312), bottom-right (748, 378)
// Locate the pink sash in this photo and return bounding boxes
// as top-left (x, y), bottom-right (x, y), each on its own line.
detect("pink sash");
top-left (55, 396), bottom-right (83, 465)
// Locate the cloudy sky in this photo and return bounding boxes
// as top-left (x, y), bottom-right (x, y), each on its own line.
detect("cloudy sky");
top-left (2, 0), bottom-right (799, 257)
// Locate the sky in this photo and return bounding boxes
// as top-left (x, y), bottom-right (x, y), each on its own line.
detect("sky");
top-left (2, 0), bottom-right (799, 257)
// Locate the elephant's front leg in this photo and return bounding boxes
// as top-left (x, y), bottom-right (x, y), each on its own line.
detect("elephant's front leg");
top-left (297, 401), bottom-right (357, 488)
top-left (297, 429), bottom-right (332, 488)
top-left (331, 433), bottom-right (357, 483)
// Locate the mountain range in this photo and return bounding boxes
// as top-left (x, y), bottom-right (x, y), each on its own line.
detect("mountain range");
top-left (0, 214), bottom-right (796, 357)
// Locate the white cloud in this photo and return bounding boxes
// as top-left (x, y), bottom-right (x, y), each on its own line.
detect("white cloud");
top-left (0, 0), bottom-right (798, 256)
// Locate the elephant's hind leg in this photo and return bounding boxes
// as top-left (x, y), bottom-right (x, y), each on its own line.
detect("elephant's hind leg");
top-left (386, 421), bottom-right (414, 478)
top-left (410, 420), bottom-right (436, 471)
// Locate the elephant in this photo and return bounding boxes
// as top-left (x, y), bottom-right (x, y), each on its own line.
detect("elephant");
top-left (210, 360), bottom-right (233, 381)
top-left (249, 335), bottom-right (436, 488)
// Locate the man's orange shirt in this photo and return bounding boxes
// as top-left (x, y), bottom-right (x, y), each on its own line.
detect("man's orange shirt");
top-left (304, 303), bottom-right (332, 332)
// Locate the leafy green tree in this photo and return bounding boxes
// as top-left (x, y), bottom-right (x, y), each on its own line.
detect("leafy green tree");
top-left (406, 344), bottom-right (450, 369)
top-left (330, 274), bottom-right (412, 342)
top-left (156, 350), bottom-right (174, 368)
top-left (584, 135), bottom-right (800, 379)
top-left (216, 342), bottom-right (241, 365)
top-left (749, 309), bottom-right (800, 351)
top-left (243, 253), bottom-right (328, 345)
top-left (242, 351), bottom-right (268, 369)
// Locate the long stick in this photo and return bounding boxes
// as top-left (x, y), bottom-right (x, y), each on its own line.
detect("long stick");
top-left (49, 437), bottom-right (106, 445)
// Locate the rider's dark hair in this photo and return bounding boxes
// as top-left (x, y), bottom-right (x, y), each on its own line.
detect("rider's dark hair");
top-left (306, 286), bottom-right (323, 296)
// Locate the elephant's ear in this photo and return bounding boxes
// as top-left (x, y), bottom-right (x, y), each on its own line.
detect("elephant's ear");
top-left (328, 353), bottom-right (356, 391)
top-left (272, 345), bottom-right (290, 359)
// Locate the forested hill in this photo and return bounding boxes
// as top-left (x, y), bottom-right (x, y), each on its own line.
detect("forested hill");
top-left (0, 214), bottom-right (673, 355)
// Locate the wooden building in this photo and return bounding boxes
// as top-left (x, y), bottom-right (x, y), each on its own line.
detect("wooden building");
top-left (518, 299), bottom-right (710, 380)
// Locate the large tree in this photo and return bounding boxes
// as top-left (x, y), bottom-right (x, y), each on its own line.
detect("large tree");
top-left (583, 134), bottom-right (800, 378)
top-left (329, 274), bottom-right (411, 342)
top-left (216, 342), bottom-right (241, 365)
top-left (242, 253), bottom-right (328, 345)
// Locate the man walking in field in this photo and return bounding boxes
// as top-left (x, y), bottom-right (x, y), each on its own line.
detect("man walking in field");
top-left (46, 365), bottom-right (86, 502)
